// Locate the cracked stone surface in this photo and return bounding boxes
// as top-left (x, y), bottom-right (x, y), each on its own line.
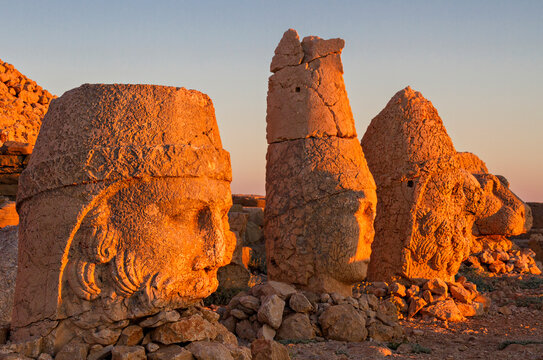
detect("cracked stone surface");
top-left (265, 29), bottom-right (377, 296)
top-left (362, 87), bottom-right (532, 282)
top-left (11, 84), bottom-right (236, 350)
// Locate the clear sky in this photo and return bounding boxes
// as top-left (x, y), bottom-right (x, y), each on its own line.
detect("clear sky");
top-left (2, 1), bottom-right (542, 200)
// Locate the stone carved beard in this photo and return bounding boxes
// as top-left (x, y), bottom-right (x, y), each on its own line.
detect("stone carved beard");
top-left (65, 177), bottom-right (234, 316)
top-left (410, 167), bottom-right (483, 277)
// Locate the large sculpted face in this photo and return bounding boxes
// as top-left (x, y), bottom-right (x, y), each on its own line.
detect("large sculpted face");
top-left (67, 177), bottom-right (235, 312)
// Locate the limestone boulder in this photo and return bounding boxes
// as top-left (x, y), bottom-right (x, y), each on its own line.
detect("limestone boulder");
top-left (11, 84), bottom-right (236, 349)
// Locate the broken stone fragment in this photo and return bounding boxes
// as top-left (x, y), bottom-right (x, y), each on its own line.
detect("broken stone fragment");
top-left (186, 341), bottom-right (234, 360)
top-left (146, 345), bottom-right (193, 360)
top-left (151, 314), bottom-right (218, 344)
top-left (257, 295), bottom-right (285, 329)
top-left (318, 304), bottom-right (367, 342)
top-left (111, 345), bottom-right (146, 360)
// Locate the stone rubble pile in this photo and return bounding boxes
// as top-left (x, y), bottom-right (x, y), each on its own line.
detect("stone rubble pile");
top-left (219, 196), bottom-right (266, 290)
top-left (0, 305), bottom-right (261, 360)
top-left (0, 59), bottom-right (55, 147)
top-left (464, 247), bottom-right (541, 275)
top-left (358, 277), bottom-right (491, 323)
top-left (221, 281), bottom-right (404, 344)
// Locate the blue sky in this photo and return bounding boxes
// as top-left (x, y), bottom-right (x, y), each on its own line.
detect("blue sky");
top-left (3, 0), bottom-right (542, 200)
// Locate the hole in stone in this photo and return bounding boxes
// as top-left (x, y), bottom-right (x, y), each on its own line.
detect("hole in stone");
top-left (295, 87), bottom-right (301, 92)
top-left (407, 180), bottom-right (414, 188)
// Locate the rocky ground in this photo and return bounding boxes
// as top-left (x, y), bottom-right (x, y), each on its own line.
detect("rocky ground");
top-left (286, 272), bottom-right (543, 360)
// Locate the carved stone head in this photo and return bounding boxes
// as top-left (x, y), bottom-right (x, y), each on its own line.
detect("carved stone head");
top-left (12, 84), bottom-right (235, 344)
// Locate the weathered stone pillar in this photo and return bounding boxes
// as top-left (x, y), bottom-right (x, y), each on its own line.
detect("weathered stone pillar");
top-left (264, 29), bottom-right (377, 296)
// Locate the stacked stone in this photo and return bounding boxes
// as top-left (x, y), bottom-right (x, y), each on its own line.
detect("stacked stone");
top-left (464, 248), bottom-right (541, 275)
top-left (265, 29), bottom-right (377, 296)
top-left (221, 281), bottom-right (404, 344)
top-left (219, 195), bottom-right (266, 290)
top-left (358, 278), bottom-right (491, 323)
top-left (0, 305), bottom-right (255, 359)
top-left (0, 59), bottom-right (55, 146)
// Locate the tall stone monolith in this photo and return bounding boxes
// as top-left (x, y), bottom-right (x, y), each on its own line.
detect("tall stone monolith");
top-left (362, 87), bottom-right (532, 282)
top-left (265, 29), bottom-right (377, 296)
top-left (11, 84), bottom-right (236, 349)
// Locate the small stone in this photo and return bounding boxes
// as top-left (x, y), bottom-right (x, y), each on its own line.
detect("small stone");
top-left (251, 339), bottom-right (290, 360)
top-left (151, 314), bottom-right (218, 344)
top-left (319, 293), bottom-right (331, 303)
top-left (376, 300), bottom-right (399, 325)
top-left (448, 283), bottom-right (472, 303)
top-left (389, 282), bottom-right (406, 297)
top-left (257, 294), bottom-right (285, 329)
top-left (147, 345), bottom-right (193, 360)
top-left (319, 304), bottom-right (367, 342)
top-left (37, 354), bottom-right (53, 360)
top-left (422, 299), bottom-right (464, 322)
top-left (276, 313), bottom-right (315, 340)
top-left (111, 346), bottom-right (146, 360)
top-left (366, 294), bottom-right (379, 310)
top-left (117, 325), bottom-right (143, 346)
top-left (289, 293), bottom-right (313, 313)
top-left (146, 343), bottom-right (160, 353)
top-left (330, 292), bottom-right (345, 304)
top-left (408, 296), bottom-right (427, 318)
top-left (251, 281), bottom-right (296, 300)
top-left (230, 309), bottom-right (249, 320)
top-left (488, 260), bottom-right (506, 274)
top-left (139, 310), bottom-right (180, 328)
top-left (257, 324), bottom-right (276, 340)
top-left (357, 295), bottom-right (370, 311)
top-left (186, 341), bottom-right (234, 360)
top-left (423, 278), bottom-right (448, 296)
top-left (239, 296), bottom-right (261, 312)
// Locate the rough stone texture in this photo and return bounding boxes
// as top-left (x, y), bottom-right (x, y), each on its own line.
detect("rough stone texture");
top-left (11, 84), bottom-right (236, 349)
top-left (0, 226), bottom-right (17, 326)
top-left (251, 339), bottom-right (290, 360)
top-left (421, 299), bottom-right (464, 322)
top-left (0, 59), bottom-right (55, 146)
top-left (265, 29), bottom-right (377, 296)
top-left (318, 304), bottom-right (367, 342)
top-left (363, 87), bottom-right (532, 282)
top-left (54, 342), bottom-right (89, 360)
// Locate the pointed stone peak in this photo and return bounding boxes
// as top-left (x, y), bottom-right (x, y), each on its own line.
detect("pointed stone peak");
top-left (270, 29), bottom-right (304, 73)
top-left (361, 87), bottom-right (456, 181)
